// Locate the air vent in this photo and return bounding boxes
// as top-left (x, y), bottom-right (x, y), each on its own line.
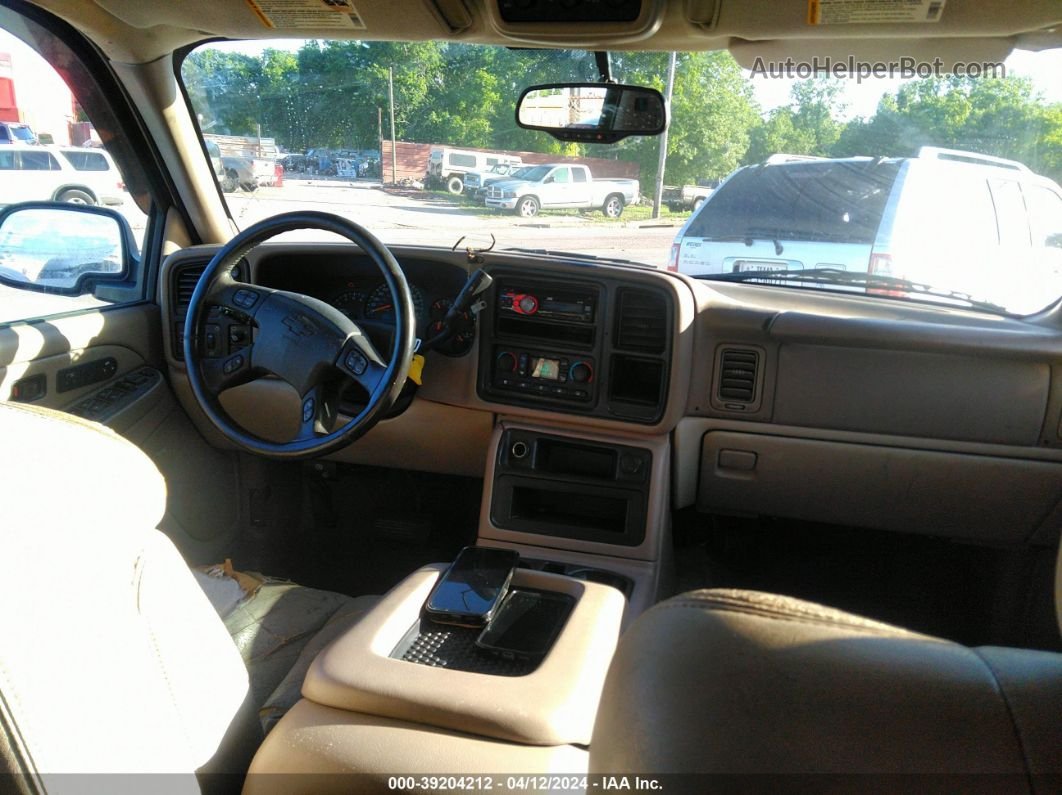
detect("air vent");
top-left (173, 263), bottom-right (206, 317)
top-left (171, 262), bottom-right (207, 361)
top-left (615, 288), bottom-right (667, 354)
top-left (717, 348), bottom-right (758, 404)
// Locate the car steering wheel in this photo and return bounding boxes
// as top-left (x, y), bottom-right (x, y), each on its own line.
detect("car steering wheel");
top-left (183, 211), bottom-right (416, 460)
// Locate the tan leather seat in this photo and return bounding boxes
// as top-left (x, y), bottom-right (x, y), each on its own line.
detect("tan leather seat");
top-left (591, 583), bottom-right (1062, 792)
top-left (0, 401), bottom-right (371, 791)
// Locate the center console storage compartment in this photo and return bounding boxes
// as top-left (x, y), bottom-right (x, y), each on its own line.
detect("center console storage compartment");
top-left (490, 430), bottom-right (651, 546)
top-left (299, 564), bottom-right (626, 746)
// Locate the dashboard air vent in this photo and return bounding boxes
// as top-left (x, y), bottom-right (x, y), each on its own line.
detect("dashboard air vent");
top-left (717, 348), bottom-right (758, 404)
top-left (173, 263), bottom-right (206, 317)
top-left (171, 262), bottom-right (208, 361)
top-left (615, 288), bottom-right (667, 354)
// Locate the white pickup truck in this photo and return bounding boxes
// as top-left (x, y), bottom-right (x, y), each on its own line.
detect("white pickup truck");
top-left (485, 163), bottom-right (640, 218)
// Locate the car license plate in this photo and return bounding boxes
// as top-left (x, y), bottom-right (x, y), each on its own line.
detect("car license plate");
top-left (734, 261), bottom-right (785, 272)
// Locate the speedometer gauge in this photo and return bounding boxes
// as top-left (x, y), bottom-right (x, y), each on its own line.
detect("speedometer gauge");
top-left (330, 289), bottom-right (366, 320)
top-left (365, 283), bottom-right (425, 323)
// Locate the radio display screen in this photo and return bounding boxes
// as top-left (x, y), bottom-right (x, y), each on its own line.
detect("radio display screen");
top-left (531, 357), bottom-right (560, 380)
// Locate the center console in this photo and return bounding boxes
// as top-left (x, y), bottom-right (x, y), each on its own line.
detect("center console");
top-left (245, 564), bottom-right (626, 791)
top-left (478, 272), bottom-right (673, 425)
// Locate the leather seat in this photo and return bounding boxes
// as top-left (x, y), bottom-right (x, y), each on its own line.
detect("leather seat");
top-left (0, 401), bottom-right (372, 790)
top-left (590, 584), bottom-right (1062, 792)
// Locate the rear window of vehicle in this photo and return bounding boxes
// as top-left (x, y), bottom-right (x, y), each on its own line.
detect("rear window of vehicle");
top-left (449, 153), bottom-right (477, 168)
top-left (59, 150), bottom-right (110, 171)
top-left (0, 150), bottom-right (13, 169)
top-left (687, 160), bottom-right (901, 245)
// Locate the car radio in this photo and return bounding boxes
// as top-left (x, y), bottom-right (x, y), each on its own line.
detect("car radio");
top-left (491, 347), bottom-right (595, 403)
top-left (497, 285), bottom-right (596, 324)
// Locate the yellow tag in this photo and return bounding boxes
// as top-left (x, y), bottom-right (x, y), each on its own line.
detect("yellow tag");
top-left (408, 354), bottom-right (425, 386)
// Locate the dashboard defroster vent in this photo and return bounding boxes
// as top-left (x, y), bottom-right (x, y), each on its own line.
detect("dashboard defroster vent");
top-left (615, 288), bottom-right (667, 354)
top-left (717, 348), bottom-right (759, 404)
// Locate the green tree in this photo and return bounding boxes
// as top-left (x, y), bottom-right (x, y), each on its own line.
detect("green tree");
top-left (745, 77), bottom-right (846, 162)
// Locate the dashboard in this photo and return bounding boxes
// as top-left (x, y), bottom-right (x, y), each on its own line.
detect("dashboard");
top-left (159, 241), bottom-right (1062, 549)
top-left (252, 251), bottom-right (476, 357)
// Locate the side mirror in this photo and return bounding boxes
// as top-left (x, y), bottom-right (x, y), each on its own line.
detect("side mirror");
top-left (516, 82), bottom-right (668, 144)
top-left (0, 202), bottom-right (136, 296)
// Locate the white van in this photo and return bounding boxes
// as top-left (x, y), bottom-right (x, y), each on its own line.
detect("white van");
top-left (669, 147), bottom-right (1062, 315)
top-left (425, 147), bottom-right (522, 194)
top-left (0, 144), bottom-right (126, 206)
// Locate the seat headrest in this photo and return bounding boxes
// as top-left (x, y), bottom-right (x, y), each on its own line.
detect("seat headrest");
top-left (0, 401), bottom-right (166, 541)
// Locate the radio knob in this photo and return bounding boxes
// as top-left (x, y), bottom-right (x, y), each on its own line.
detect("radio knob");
top-left (570, 361), bottom-right (593, 383)
top-left (517, 294), bottom-right (539, 315)
top-left (496, 351), bottom-right (517, 373)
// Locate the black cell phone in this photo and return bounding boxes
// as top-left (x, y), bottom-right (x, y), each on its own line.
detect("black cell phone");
top-left (475, 589), bottom-right (575, 660)
top-left (423, 546), bottom-right (520, 627)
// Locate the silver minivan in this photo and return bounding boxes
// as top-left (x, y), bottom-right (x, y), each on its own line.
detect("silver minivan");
top-left (669, 148), bottom-right (1062, 316)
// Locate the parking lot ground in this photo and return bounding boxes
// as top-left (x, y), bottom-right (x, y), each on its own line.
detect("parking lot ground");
top-left (226, 179), bottom-right (679, 269)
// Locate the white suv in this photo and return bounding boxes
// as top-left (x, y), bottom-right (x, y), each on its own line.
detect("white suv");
top-left (669, 148), bottom-right (1062, 316)
top-left (0, 143), bottom-right (127, 207)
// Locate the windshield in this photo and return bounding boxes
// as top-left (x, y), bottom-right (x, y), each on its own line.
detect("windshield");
top-left (181, 42), bottom-right (1062, 315)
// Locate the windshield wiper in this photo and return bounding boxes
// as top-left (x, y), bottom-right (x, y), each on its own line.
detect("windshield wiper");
top-left (699, 267), bottom-right (1010, 314)
top-left (504, 247), bottom-right (649, 268)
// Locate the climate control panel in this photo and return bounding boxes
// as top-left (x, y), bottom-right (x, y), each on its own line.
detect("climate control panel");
top-left (492, 347), bottom-right (595, 403)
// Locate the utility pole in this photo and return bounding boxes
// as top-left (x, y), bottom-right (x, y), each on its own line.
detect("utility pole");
top-left (652, 52), bottom-right (677, 220)
top-left (388, 67), bottom-right (397, 185)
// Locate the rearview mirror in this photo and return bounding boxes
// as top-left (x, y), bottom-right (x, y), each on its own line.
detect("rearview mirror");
top-left (516, 83), bottom-right (667, 144)
top-left (0, 202), bottom-right (135, 296)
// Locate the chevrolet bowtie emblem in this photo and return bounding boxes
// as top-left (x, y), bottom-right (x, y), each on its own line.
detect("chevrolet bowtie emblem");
top-left (283, 314), bottom-right (316, 337)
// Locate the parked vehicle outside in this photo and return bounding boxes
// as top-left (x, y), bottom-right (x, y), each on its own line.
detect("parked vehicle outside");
top-left (662, 179), bottom-right (718, 212)
top-left (463, 162), bottom-right (527, 198)
top-left (221, 155), bottom-right (274, 191)
top-left (0, 143), bottom-right (126, 206)
top-left (0, 121), bottom-right (37, 145)
top-left (668, 148), bottom-right (1062, 316)
top-left (426, 148), bottom-right (522, 195)
top-left (485, 163), bottom-right (640, 218)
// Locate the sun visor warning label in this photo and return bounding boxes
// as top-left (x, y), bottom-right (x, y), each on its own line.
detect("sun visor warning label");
top-left (245, 0), bottom-right (366, 29)
top-left (808, 0), bottom-right (946, 25)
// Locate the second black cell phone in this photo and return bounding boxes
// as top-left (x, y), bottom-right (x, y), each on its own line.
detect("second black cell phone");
top-left (475, 589), bottom-right (575, 660)
top-left (423, 546), bottom-right (520, 627)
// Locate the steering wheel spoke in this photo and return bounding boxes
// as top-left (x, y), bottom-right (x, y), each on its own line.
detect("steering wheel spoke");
top-left (336, 332), bottom-right (388, 395)
top-left (296, 382), bottom-right (339, 441)
top-left (199, 344), bottom-right (258, 394)
top-left (206, 271), bottom-right (272, 318)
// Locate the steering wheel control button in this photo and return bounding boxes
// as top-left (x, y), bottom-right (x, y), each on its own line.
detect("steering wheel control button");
top-left (233, 289), bottom-right (259, 309)
top-left (345, 350), bottom-right (368, 376)
top-left (302, 397), bottom-right (315, 424)
top-left (223, 355), bottom-right (244, 375)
